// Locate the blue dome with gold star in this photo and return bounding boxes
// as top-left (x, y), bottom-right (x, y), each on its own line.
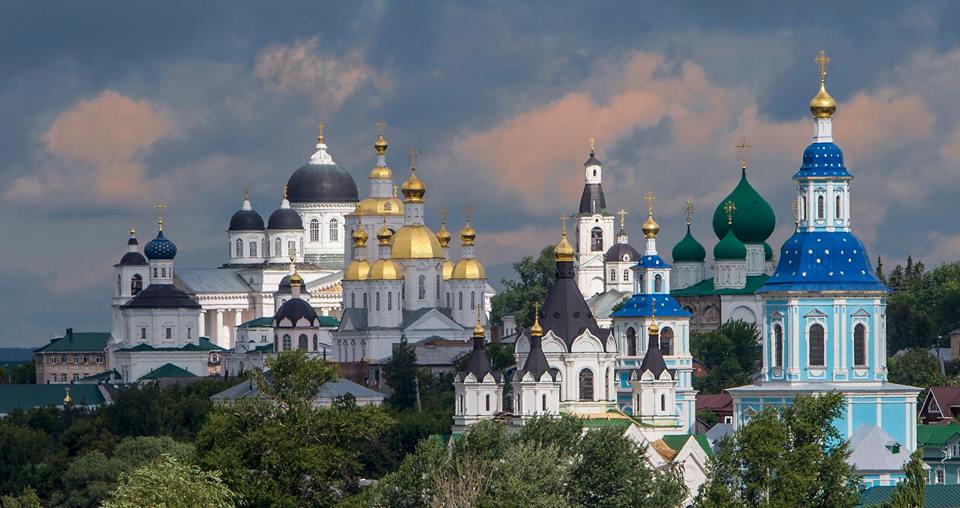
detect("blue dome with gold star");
top-left (794, 142), bottom-right (851, 179)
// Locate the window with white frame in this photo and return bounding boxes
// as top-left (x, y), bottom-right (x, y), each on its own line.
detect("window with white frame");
top-left (310, 219), bottom-right (320, 242)
top-left (329, 218), bottom-right (339, 242)
top-left (808, 323), bottom-right (825, 367)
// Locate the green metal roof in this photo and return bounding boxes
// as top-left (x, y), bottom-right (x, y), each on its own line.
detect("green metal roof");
top-left (79, 370), bottom-right (121, 382)
top-left (660, 434), bottom-right (714, 457)
top-left (0, 384), bottom-right (104, 414)
top-left (35, 331), bottom-right (110, 353)
top-left (240, 317), bottom-right (273, 328)
top-left (917, 423), bottom-right (960, 447)
top-left (137, 363), bottom-right (198, 380)
top-left (859, 485), bottom-right (960, 507)
top-left (318, 315), bottom-right (340, 327)
top-left (672, 275), bottom-right (769, 297)
top-left (581, 417), bottom-right (633, 429)
top-left (116, 337), bottom-right (224, 353)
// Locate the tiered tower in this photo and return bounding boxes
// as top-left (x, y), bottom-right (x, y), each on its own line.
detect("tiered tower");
top-left (575, 139), bottom-right (615, 297)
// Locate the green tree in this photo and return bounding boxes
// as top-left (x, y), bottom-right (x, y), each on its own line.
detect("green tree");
top-left (691, 320), bottom-right (761, 393)
top-left (102, 454), bottom-right (237, 508)
top-left (252, 348), bottom-right (337, 409)
top-left (888, 348), bottom-right (946, 402)
top-left (0, 488), bottom-right (41, 508)
top-left (384, 336), bottom-right (419, 410)
top-left (490, 245), bottom-right (556, 328)
top-left (882, 449), bottom-right (925, 508)
top-left (695, 392), bottom-right (860, 508)
top-left (0, 363), bottom-right (35, 384)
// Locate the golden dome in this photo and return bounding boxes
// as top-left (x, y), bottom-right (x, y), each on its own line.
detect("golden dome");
top-left (374, 123), bottom-right (388, 155)
top-left (809, 82), bottom-right (836, 119)
top-left (289, 272), bottom-right (304, 286)
top-left (452, 258), bottom-right (486, 280)
top-left (400, 168), bottom-right (426, 203)
top-left (642, 213), bottom-right (660, 239)
top-left (376, 223), bottom-right (394, 245)
top-left (352, 227), bottom-right (369, 248)
top-left (391, 225), bottom-right (443, 259)
top-left (369, 165), bottom-right (393, 180)
top-left (441, 259), bottom-right (454, 280)
top-left (555, 232), bottom-right (575, 262)
top-left (530, 308), bottom-right (543, 337)
top-left (460, 222), bottom-right (476, 247)
top-left (354, 197), bottom-right (404, 217)
top-left (369, 258), bottom-right (402, 280)
top-left (473, 316), bottom-right (485, 338)
top-left (344, 259), bottom-right (370, 281)
top-left (648, 319), bottom-right (660, 336)
top-left (437, 223), bottom-right (452, 248)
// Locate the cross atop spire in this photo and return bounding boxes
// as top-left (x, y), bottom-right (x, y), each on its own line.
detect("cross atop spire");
top-left (155, 201), bottom-right (167, 230)
top-left (618, 208), bottom-right (628, 230)
top-left (736, 137), bottom-right (751, 169)
top-left (317, 122), bottom-right (325, 144)
top-left (409, 146), bottom-right (418, 169)
top-left (723, 201), bottom-right (736, 225)
top-left (463, 205), bottom-right (473, 224)
top-left (682, 200), bottom-right (695, 226)
top-left (589, 136), bottom-right (596, 156)
top-left (815, 49), bottom-right (831, 84)
top-left (645, 192), bottom-right (656, 216)
top-left (560, 213), bottom-right (569, 236)
top-left (439, 207), bottom-right (447, 225)
top-left (376, 119), bottom-right (386, 136)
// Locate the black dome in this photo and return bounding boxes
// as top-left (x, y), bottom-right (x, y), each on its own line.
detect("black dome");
top-left (277, 274), bottom-right (293, 293)
top-left (286, 163), bottom-right (359, 203)
top-left (273, 298), bottom-right (318, 327)
top-left (229, 209), bottom-right (265, 231)
top-left (267, 208), bottom-right (303, 230)
top-left (119, 252), bottom-right (148, 266)
top-left (604, 243), bottom-right (640, 263)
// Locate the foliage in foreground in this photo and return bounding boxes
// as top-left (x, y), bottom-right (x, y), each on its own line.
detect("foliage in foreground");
top-left (102, 454), bottom-right (237, 508)
top-left (358, 415), bottom-right (687, 508)
top-left (695, 392), bottom-right (860, 508)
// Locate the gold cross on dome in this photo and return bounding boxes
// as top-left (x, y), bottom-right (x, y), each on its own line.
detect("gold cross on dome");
top-left (815, 49), bottom-right (831, 83)
top-left (155, 201), bottom-right (167, 230)
top-left (463, 205), bottom-right (473, 224)
top-left (589, 136), bottom-right (596, 155)
top-left (439, 207), bottom-right (447, 225)
top-left (409, 147), bottom-right (418, 169)
top-left (723, 200), bottom-right (736, 225)
top-left (316, 122), bottom-right (325, 144)
top-left (645, 192), bottom-right (656, 215)
top-left (243, 187), bottom-right (249, 201)
top-left (618, 208), bottom-right (628, 230)
top-left (560, 213), bottom-right (569, 236)
top-left (376, 119), bottom-right (386, 136)
top-left (682, 200), bottom-right (695, 226)
top-left (736, 137), bottom-right (751, 169)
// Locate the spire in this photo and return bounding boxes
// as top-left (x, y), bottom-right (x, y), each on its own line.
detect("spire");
top-left (309, 121), bottom-right (335, 165)
top-left (810, 49), bottom-right (837, 142)
top-left (437, 207), bottom-right (452, 248)
top-left (555, 214), bottom-right (575, 262)
top-left (642, 192), bottom-right (659, 239)
top-left (63, 386), bottom-right (72, 406)
top-left (736, 137), bottom-right (751, 171)
top-left (638, 300), bottom-right (668, 378)
top-left (155, 201), bottom-right (166, 231)
top-left (530, 302), bottom-right (543, 337)
top-left (370, 119), bottom-right (392, 180)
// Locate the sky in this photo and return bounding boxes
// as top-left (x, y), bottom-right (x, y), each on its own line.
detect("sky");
top-left (3, 1), bottom-right (960, 347)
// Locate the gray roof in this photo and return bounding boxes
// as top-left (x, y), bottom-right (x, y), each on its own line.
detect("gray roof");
top-left (848, 424), bottom-right (910, 473)
top-left (338, 308), bottom-right (368, 332)
top-left (372, 337), bottom-right (472, 366)
top-left (176, 269), bottom-right (252, 294)
top-left (704, 422), bottom-right (734, 448)
top-left (727, 381), bottom-right (921, 395)
top-left (586, 290), bottom-right (630, 320)
top-left (211, 377), bottom-right (383, 403)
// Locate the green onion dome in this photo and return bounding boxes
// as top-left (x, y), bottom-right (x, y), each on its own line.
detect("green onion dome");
top-left (763, 241), bottom-right (774, 261)
top-left (672, 225), bottom-right (706, 262)
top-left (714, 229), bottom-right (747, 260)
top-left (712, 167), bottom-right (775, 243)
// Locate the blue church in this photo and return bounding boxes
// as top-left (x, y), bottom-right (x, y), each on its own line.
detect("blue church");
top-left (728, 51), bottom-right (920, 487)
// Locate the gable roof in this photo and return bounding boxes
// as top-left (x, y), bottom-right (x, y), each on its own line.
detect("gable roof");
top-left (696, 393), bottom-right (733, 413)
top-left (175, 269), bottom-right (252, 293)
top-left (120, 284), bottom-right (201, 310)
top-left (137, 363), bottom-right (198, 380)
top-left (928, 386), bottom-right (960, 413)
top-left (848, 424), bottom-right (909, 473)
top-left (210, 377), bottom-right (384, 404)
top-left (671, 274), bottom-right (769, 296)
top-left (918, 423), bottom-right (960, 447)
top-left (859, 485), bottom-right (960, 508)
top-left (0, 384), bottom-right (105, 414)
top-left (35, 331), bottom-right (110, 353)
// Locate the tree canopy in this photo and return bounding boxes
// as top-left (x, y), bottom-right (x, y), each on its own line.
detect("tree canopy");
top-left (102, 454), bottom-right (237, 508)
top-left (691, 320), bottom-right (761, 394)
top-left (490, 245), bottom-right (556, 328)
top-left (879, 258), bottom-right (960, 351)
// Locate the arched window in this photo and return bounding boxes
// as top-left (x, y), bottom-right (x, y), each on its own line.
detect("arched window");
top-left (329, 218), bottom-right (339, 242)
top-left (485, 394), bottom-right (490, 412)
top-left (610, 269), bottom-right (616, 282)
top-left (249, 241), bottom-right (258, 258)
top-left (854, 324), bottom-right (867, 367)
top-left (275, 238), bottom-right (282, 258)
top-left (458, 394), bottom-right (463, 413)
top-left (659, 327), bottom-right (674, 356)
top-left (387, 291), bottom-right (393, 311)
top-left (436, 275), bottom-right (440, 300)
top-left (817, 194), bottom-right (825, 220)
top-left (446, 293), bottom-right (451, 308)
top-left (363, 293), bottom-right (368, 309)
top-left (313, 334), bottom-right (318, 351)
top-left (471, 291), bottom-right (476, 310)
top-left (835, 194), bottom-right (842, 220)
top-left (809, 324), bottom-right (825, 367)
top-left (288, 240), bottom-right (296, 257)
top-left (282, 334), bottom-right (292, 351)
top-left (774, 323), bottom-right (784, 368)
top-left (117, 274), bottom-right (121, 294)
top-left (627, 327), bottom-right (637, 356)
top-left (654, 274), bottom-right (663, 292)
top-left (801, 195), bottom-right (808, 220)
top-left (459, 292), bottom-right (463, 311)
top-left (375, 292), bottom-right (381, 311)
top-left (542, 393), bottom-right (547, 411)
top-left (593, 169), bottom-right (597, 177)
top-left (638, 274), bottom-right (644, 293)
top-left (350, 293), bottom-right (355, 308)
top-left (418, 275), bottom-right (426, 300)
top-left (236, 239), bottom-right (243, 257)
top-left (310, 219), bottom-right (320, 242)
top-left (591, 227), bottom-right (603, 251)
top-left (130, 274), bottom-right (143, 295)
top-left (579, 369), bottom-right (594, 401)
top-left (298, 334), bottom-right (308, 350)
top-left (623, 269), bottom-right (630, 281)
top-left (274, 334), bottom-right (279, 351)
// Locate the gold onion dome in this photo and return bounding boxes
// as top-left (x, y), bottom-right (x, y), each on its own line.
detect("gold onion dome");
top-left (530, 309), bottom-right (543, 337)
top-left (289, 272), bottom-right (304, 286)
top-left (442, 259), bottom-right (455, 280)
top-left (642, 214), bottom-right (660, 239)
top-left (376, 223), bottom-right (393, 245)
top-left (452, 258), bottom-right (486, 280)
top-left (369, 122), bottom-right (392, 180)
top-left (370, 258), bottom-right (402, 280)
top-left (344, 229), bottom-right (370, 281)
top-left (810, 49), bottom-right (837, 119)
top-left (648, 319), bottom-right (660, 336)
top-left (460, 222), bottom-right (476, 247)
top-left (400, 168), bottom-right (426, 203)
top-left (355, 197), bottom-right (404, 216)
top-left (437, 223), bottom-right (452, 248)
top-left (392, 226), bottom-right (444, 259)
top-left (473, 317), bottom-right (485, 338)
top-left (352, 227), bottom-right (369, 247)
top-left (555, 216), bottom-right (575, 262)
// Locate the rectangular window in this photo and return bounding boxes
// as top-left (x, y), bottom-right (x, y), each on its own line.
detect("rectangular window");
top-left (60, 354), bottom-right (66, 364)
top-left (936, 468), bottom-right (945, 484)
top-left (73, 354), bottom-right (79, 365)
top-left (165, 328), bottom-right (172, 339)
top-left (187, 327), bottom-right (192, 339)
top-left (60, 374), bottom-right (67, 382)
top-left (140, 328), bottom-right (147, 340)
top-left (51, 355), bottom-right (57, 365)
top-left (49, 375), bottom-right (56, 384)
top-left (71, 373), bottom-right (79, 382)
top-left (97, 355), bottom-right (103, 364)
top-left (82, 355), bottom-right (88, 364)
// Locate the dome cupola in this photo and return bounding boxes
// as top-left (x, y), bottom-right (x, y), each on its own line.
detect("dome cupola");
top-left (713, 202), bottom-right (747, 260)
top-left (119, 227), bottom-right (148, 265)
top-left (711, 166), bottom-right (775, 243)
top-left (555, 216), bottom-right (576, 262)
top-left (268, 185), bottom-right (304, 230)
top-left (229, 190), bottom-right (265, 231)
top-left (672, 224), bottom-right (706, 263)
top-left (144, 211), bottom-right (177, 261)
top-left (285, 124), bottom-right (359, 203)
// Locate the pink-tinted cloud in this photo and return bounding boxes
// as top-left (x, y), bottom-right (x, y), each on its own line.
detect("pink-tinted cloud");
top-left (5, 90), bottom-right (172, 205)
top-left (255, 36), bottom-right (382, 111)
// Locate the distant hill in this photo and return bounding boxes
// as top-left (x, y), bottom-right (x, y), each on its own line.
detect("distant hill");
top-left (0, 348), bottom-right (34, 362)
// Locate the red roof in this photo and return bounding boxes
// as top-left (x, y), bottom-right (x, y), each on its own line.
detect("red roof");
top-left (696, 392), bottom-right (733, 412)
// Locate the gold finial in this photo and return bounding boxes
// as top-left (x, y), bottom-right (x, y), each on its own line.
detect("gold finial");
top-left (155, 201), bottom-right (167, 231)
top-left (129, 225), bottom-right (136, 237)
top-left (460, 206), bottom-right (476, 246)
top-left (374, 119), bottom-right (388, 155)
top-left (317, 122), bottom-right (325, 144)
top-left (409, 147), bottom-right (418, 169)
top-left (618, 208), bottom-right (628, 231)
top-left (352, 227), bottom-right (369, 248)
top-left (473, 306), bottom-right (485, 337)
top-left (682, 201), bottom-right (695, 226)
top-left (791, 200), bottom-right (800, 226)
top-left (810, 49), bottom-right (837, 119)
top-left (282, 184), bottom-right (288, 201)
top-left (63, 386), bottom-right (72, 406)
top-left (648, 300), bottom-right (659, 336)
top-left (400, 146), bottom-right (426, 203)
top-left (243, 187), bottom-right (249, 201)
top-left (723, 200), bottom-right (736, 225)
top-left (589, 136), bottom-right (596, 156)
top-left (555, 213), bottom-right (575, 261)
top-left (377, 217), bottom-right (393, 245)
top-left (642, 193), bottom-right (659, 239)
top-left (736, 137), bottom-right (751, 170)
top-left (530, 302), bottom-right (543, 337)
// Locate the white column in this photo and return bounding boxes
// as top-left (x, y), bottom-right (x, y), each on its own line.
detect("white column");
top-left (215, 310), bottom-right (224, 348)
top-left (198, 310), bottom-right (206, 338)
top-left (234, 309), bottom-right (243, 348)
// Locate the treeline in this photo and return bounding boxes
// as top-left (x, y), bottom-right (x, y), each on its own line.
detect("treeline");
top-left (879, 257), bottom-right (960, 352)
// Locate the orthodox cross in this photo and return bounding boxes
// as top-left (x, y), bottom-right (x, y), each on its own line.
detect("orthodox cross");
top-left (409, 147), bottom-right (418, 169)
top-left (618, 208), bottom-right (628, 230)
top-left (645, 192), bottom-right (656, 215)
top-left (589, 136), bottom-right (596, 155)
top-left (682, 200), bottom-right (695, 226)
top-left (317, 122), bottom-right (325, 144)
top-left (736, 137), bottom-right (751, 169)
top-left (243, 186), bottom-right (249, 201)
top-left (816, 49), bottom-right (830, 83)
top-left (723, 200), bottom-right (736, 225)
top-left (560, 213), bottom-right (569, 236)
top-left (392, 184), bottom-right (398, 198)
top-left (155, 201), bottom-right (167, 230)
top-left (282, 184), bottom-right (288, 200)
top-left (463, 205), bottom-right (473, 225)
top-left (439, 207), bottom-right (448, 226)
